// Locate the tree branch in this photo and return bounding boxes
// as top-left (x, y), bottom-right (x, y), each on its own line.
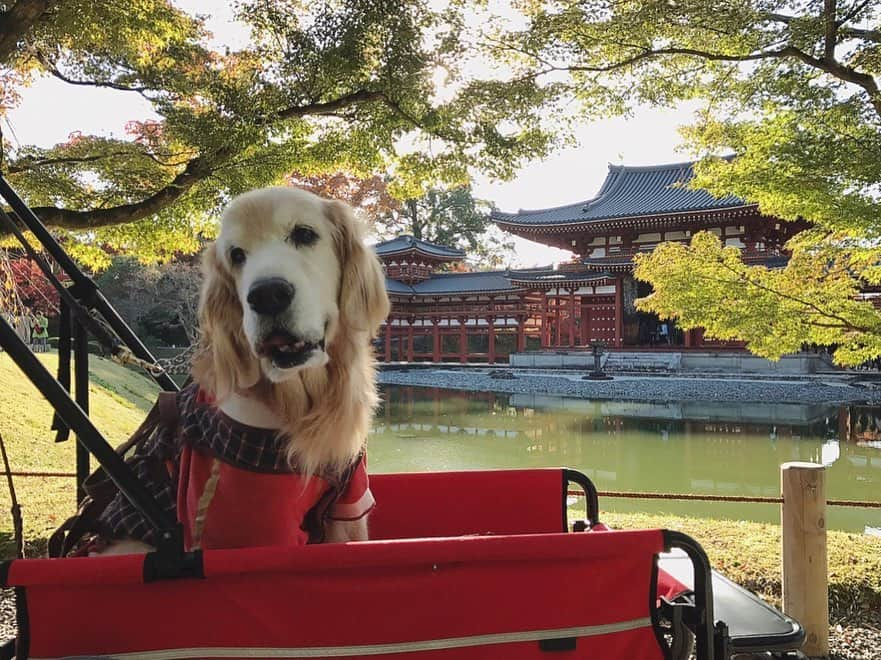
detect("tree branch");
top-left (3, 89), bottom-right (436, 234)
top-left (275, 90), bottom-right (389, 120)
top-left (764, 8), bottom-right (881, 41)
top-left (277, 89), bottom-right (456, 142)
top-left (715, 258), bottom-right (875, 334)
top-left (763, 12), bottom-right (798, 24)
top-left (548, 41), bottom-right (881, 118)
top-left (838, 0), bottom-right (873, 26)
top-left (839, 26), bottom-right (881, 42)
top-left (6, 150), bottom-right (182, 173)
top-left (0, 0), bottom-right (53, 65)
top-left (36, 52), bottom-right (152, 96)
top-left (785, 48), bottom-right (881, 116)
top-left (21, 148), bottom-right (231, 232)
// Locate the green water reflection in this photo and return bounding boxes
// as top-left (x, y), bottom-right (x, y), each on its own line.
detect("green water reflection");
top-left (369, 386), bottom-right (881, 534)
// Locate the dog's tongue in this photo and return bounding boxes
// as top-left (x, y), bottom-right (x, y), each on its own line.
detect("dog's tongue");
top-left (264, 333), bottom-right (296, 348)
top-left (259, 332), bottom-right (305, 354)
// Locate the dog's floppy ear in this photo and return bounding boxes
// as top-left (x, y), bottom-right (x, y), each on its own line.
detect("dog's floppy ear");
top-left (325, 200), bottom-right (390, 337)
top-left (191, 242), bottom-right (260, 398)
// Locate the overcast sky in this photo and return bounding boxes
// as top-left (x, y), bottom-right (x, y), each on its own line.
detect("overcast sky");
top-left (3, 2), bottom-right (701, 268)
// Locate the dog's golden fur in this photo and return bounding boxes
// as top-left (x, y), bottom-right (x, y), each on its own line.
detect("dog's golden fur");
top-left (192, 189), bottom-right (390, 479)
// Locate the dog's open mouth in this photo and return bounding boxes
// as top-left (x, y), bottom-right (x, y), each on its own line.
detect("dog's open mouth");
top-left (257, 330), bottom-right (325, 369)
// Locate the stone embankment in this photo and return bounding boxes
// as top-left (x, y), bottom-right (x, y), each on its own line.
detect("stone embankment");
top-left (378, 367), bottom-right (881, 405)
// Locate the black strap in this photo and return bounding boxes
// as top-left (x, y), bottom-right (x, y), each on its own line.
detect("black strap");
top-left (47, 391), bottom-right (182, 557)
top-left (0, 637), bottom-right (15, 660)
top-left (52, 300), bottom-right (71, 442)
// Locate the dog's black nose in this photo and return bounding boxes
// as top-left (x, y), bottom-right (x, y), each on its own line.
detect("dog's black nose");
top-left (247, 278), bottom-right (295, 315)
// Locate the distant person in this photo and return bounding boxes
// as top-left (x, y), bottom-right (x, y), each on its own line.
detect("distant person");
top-left (32, 312), bottom-right (49, 352)
top-left (658, 322), bottom-right (670, 345)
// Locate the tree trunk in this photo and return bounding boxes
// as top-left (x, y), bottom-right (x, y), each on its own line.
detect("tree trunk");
top-left (0, 0), bottom-right (53, 65)
top-left (406, 200), bottom-right (422, 239)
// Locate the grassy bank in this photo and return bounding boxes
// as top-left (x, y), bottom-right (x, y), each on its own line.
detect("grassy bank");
top-left (0, 352), bottom-right (159, 555)
top-left (601, 511), bottom-right (881, 622)
top-left (0, 353), bottom-right (878, 621)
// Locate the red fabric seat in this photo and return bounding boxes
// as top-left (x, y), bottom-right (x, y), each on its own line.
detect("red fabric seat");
top-left (4, 530), bottom-right (668, 659)
top-left (1, 469), bottom-right (687, 659)
top-left (368, 468), bottom-right (567, 540)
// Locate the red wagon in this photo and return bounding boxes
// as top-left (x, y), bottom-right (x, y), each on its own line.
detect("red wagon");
top-left (1, 468), bottom-right (803, 659)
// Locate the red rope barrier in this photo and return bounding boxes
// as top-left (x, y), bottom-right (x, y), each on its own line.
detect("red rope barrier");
top-left (567, 490), bottom-right (881, 509)
top-left (9, 474), bottom-right (881, 509)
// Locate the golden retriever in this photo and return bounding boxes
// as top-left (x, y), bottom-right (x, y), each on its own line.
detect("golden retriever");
top-left (192, 186), bottom-right (390, 543)
top-left (99, 187), bottom-right (389, 554)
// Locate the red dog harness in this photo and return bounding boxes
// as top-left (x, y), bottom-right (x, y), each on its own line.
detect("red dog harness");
top-left (91, 384), bottom-right (373, 552)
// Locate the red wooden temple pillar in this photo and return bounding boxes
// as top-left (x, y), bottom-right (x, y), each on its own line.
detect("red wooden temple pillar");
top-left (384, 322), bottom-right (392, 361)
top-left (487, 316), bottom-right (496, 364)
top-left (459, 316), bottom-right (468, 363)
top-left (432, 319), bottom-right (441, 362)
top-left (580, 302), bottom-right (589, 345)
top-left (406, 322), bottom-right (414, 362)
top-left (614, 277), bottom-right (624, 348)
top-left (554, 295), bottom-right (562, 347)
top-left (684, 328), bottom-right (694, 348)
top-left (516, 317), bottom-right (526, 352)
top-left (540, 292), bottom-right (549, 348)
top-left (568, 289), bottom-right (576, 347)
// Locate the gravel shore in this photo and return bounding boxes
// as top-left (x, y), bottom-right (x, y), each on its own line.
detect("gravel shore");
top-left (378, 367), bottom-right (881, 405)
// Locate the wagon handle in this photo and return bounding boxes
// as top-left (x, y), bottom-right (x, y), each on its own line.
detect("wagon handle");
top-left (563, 468), bottom-right (600, 530)
top-left (664, 530), bottom-right (729, 660)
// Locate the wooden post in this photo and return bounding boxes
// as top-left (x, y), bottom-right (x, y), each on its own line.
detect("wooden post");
top-left (568, 289), bottom-right (576, 347)
top-left (540, 292), bottom-right (549, 348)
top-left (781, 462), bottom-right (828, 658)
top-left (580, 302), bottom-right (590, 345)
top-left (459, 316), bottom-right (467, 364)
top-left (487, 316), bottom-right (496, 364)
top-left (554, 295), bottom-right (561, 347)
top-left (406, 322), bottom-right (414, 362)
top-left (384, 322), bottom-right (392, 361)
top-left (516, 318), bottom-right (526, 352)
top-left (614, 277), bottom-right (624, 348)
top-left (432, 320), bottom-right (440, 363)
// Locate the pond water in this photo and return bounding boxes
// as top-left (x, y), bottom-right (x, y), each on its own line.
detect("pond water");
top-left (369, 385), bottom-right (881, 534)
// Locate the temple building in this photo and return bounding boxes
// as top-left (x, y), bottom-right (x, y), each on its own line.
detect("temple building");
top-left (377, 161), bottom-right (804, 363)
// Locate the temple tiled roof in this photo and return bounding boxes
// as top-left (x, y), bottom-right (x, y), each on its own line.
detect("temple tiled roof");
top-left (492, 161), bottom-right (751, 227)
top-left (385, 277), bottom-right (414, 295)
top-left (764, 256), bottom-right (790, 268)
top-left (384, 267), bottom-right (613, 296)
top-left (507, 270), bottom-right (610, 283)
top-left (372, 235), bottom-right (465, 260)
top-left (411, 271), bottom-right (519, 294)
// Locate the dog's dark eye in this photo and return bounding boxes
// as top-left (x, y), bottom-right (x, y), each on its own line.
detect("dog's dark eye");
top-left (289, 225), bottom-right (318, 247)
top-left (229, 247), bottom-right (246, 266)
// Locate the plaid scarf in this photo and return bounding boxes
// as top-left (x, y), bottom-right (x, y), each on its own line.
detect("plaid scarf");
top-left (98, 383), bottom-right (335, 547)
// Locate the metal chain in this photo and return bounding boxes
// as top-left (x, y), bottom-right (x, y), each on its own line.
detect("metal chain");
top-left (111, 346), bottom-right (168, 376)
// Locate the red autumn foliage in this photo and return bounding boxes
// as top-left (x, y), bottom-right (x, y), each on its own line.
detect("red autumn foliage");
top-left (1, 258), bottom-right (68, 316)
top-left (287, 172), bottom-right (401, 222)
top-left (125, 120), bottom-right (165, 148)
